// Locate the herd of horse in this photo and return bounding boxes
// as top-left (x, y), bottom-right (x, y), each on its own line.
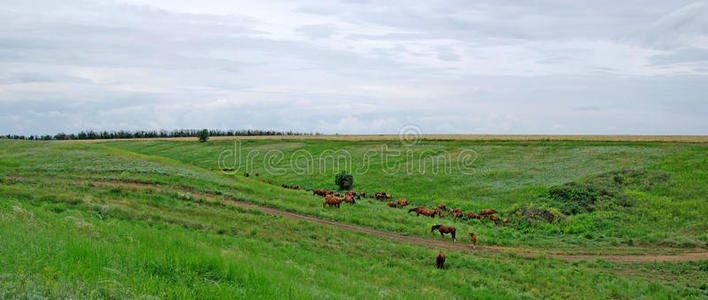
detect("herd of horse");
top-left (302, 186), bottom-right (505, 252)
top-left (263, 178), bottom-right (508, 269)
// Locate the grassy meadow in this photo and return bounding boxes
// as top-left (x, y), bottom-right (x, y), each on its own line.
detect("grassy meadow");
top-left (1, 138), bottom-right (707, 298)
top-left (106, 138), bottom-right (708, 251)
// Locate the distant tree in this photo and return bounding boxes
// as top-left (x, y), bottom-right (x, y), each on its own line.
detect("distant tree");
top-left (335, 170), bottom-right (353, 190)
top-left (197, 129), bottom-right (209, 143)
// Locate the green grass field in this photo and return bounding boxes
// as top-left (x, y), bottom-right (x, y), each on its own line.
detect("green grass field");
top-left (1, 138), bottom-right (707, 298)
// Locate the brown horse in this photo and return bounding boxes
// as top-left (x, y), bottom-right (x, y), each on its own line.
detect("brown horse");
top-left (360, 191), bottom-right (366, 198)
top-left (431, 225), bottom-right (456, 241)
top-left (468, 233), bottom-right (477, 248)
top-left (387, 201), bottom-right (397, 208)
top-left (394, 198), bottom-right (409, 207)
top-left (436, 252), bottom-right (445, 269)
top-left (433, 207), bottom-right (445, 218)
top-left (448, 208), bottom-right (463, 218)
top-left (343, 195), bottom-right (356, 205)
top-left (489, 215), bottom-right (500, 225)
top-left (408, 206), bottom-right (437, 218)
top-left (323, 196), bottom-right (342, 208)
top-left (419, 209), bottom-right (438, 218)
top-left (502, 218), bottom-right (509, 227)
top-left (480, 209), bottom-right (498, 215)
top-left (438, 203), bottom-right (446, 210)
top-left (408, 206), bottom-right (426, 214)
top-left (465, 212), bottom-right (479, 219)
top-left (345, 191), bottom-right (359, 200)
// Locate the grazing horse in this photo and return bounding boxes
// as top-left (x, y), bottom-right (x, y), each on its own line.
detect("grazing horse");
top-left (323, 196), bottom-right (342, 208)
top-left (465, 212), bottom-right (479, 219)
top-left (343, 195), bottom-right (356, 205)
top-left (375, 192), bottom-right (386, 200)
top-left (394, 198), bottom-right (409, 207)
top-left (408, 206), bottom-right (426, 214)
top-left (438, 203), bottom-right (446, 210)
top-left (313, 189), bottom-right (326, 196)
top-left (360, 191), bottom-right (366, 198)
top-left (345, 191), bottom-right (360, 200)
top-left (334, 192), bottom-right (341, 197)
top-left (431, 225), bottom-right (456, 241)
top-left (502, 218), bottom-right (509, 227)
top-left (435, 252), bottom-right (445, 269)
top-left (448, 208), bottom-right (462, 217)
top-left (386, 193), bottom-right (392, 199)
top-left (290, 185), bottom-right (299, 190)
top-left (281, 183), bottom-right (288, 188)
top-left (419, 209), bottom-right (438, 218)
top-left (255, 172), bottom-right (259, 176)
top-left (387, 201), bottom-right (397, 208)
top-left (408, 206), bottom-right (437, 218)
top-left (468, 233), bottom-right (477, 248)
top-left (433, 207), bottom-right (445, 218)
top-left (480, 209), bottom-right (498, 215)
top-left (489, 215), bottom-right (500, 225)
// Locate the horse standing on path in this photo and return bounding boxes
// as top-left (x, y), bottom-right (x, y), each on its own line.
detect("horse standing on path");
top-left (431, 225), bottom-right (456, 241)
top-left (468, 233), bottom-right (477, 249)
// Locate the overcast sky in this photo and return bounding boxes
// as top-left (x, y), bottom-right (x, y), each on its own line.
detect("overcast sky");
top-left (1, 0), bottom-right (707, 135)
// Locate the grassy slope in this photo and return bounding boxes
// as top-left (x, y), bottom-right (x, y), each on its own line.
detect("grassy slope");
top-left (104, 139), bottom-right (708, 250)
top-left (1, 140), bottom-right (707, 299)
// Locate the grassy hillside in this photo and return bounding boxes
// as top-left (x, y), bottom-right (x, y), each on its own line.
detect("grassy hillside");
top-left (1, 139), bottom-right (707, 298)
top-left (105, 138), bottom-right (708, 250)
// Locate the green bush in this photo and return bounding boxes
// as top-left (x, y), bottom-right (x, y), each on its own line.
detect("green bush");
top-left (509, 203), bottom-right (563, 224)
top-left (545, 170), bottom-right (668, 215)
top-left (334, 170), bottom-right (353, 190)
top-left (197, 129), bottom-right (209, 143)
top-left (548, 183), bottom-right (599, 215)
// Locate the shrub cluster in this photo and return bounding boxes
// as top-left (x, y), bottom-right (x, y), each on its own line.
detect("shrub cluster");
top-left (516, 169), bottom-right (670, 225)
top-left (334, 171), bottom-right (353, 190)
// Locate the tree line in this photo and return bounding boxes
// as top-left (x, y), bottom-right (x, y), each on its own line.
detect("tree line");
top-left (2, 129), bottom-right (320, 141)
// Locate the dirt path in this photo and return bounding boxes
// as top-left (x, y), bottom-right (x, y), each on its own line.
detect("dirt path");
top-left (9, 176), bottom-right (708, 262)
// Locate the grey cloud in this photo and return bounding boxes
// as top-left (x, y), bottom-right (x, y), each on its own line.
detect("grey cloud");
top-left (0, 0), bottom-right (707, 135)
